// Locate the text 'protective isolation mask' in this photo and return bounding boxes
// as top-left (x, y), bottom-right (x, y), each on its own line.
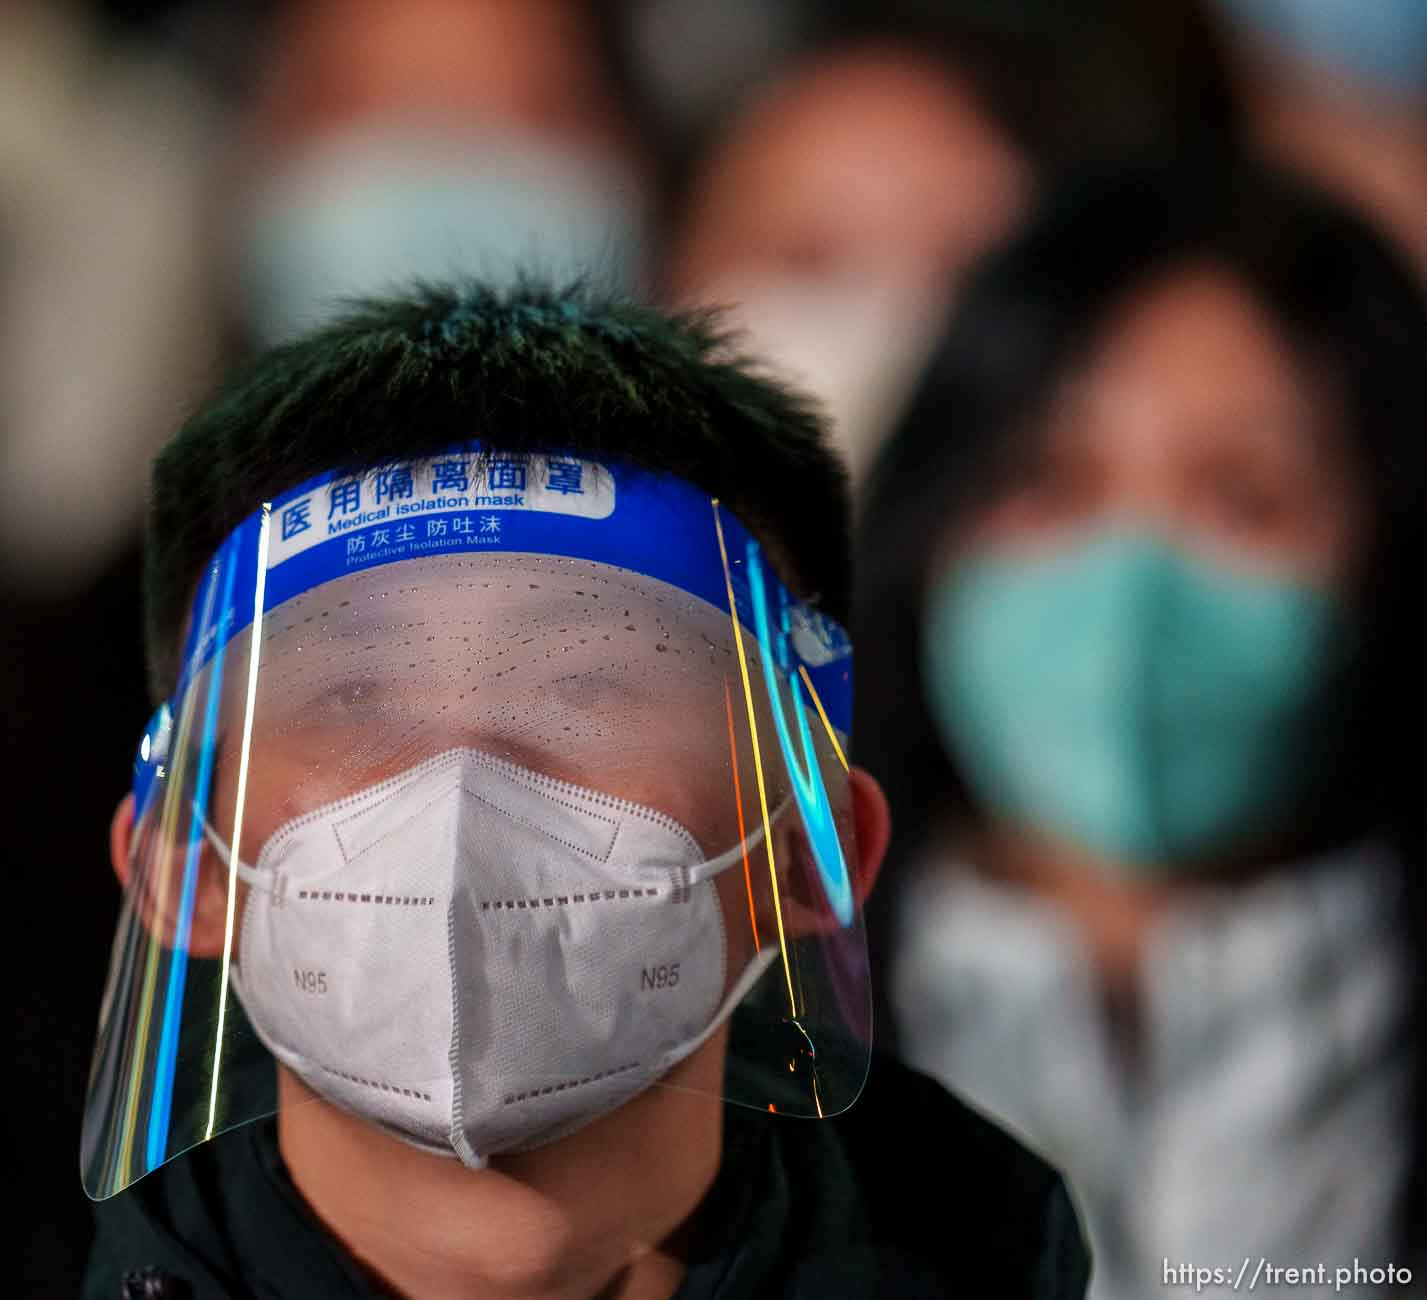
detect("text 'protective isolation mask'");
top-left (924, 529), bottom-right (1348, 872)
top-left (85, 447), bottom-right (866, 1198)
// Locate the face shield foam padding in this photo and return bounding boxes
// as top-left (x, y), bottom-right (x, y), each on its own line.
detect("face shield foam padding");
top-left (83, 449), bottom-right (865, 1198)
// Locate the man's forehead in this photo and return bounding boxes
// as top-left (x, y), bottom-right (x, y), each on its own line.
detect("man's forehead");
top-left (206, 554), bottom-right (757, 737)
top-left (258, 552), bottom-right (741, 656)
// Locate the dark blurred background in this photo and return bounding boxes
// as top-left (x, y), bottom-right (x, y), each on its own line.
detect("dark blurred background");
top-left (5, 1), bottom-right (1423, 1294)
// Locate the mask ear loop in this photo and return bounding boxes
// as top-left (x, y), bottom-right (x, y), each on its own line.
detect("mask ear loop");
top-left (684, 795), bottom-right (792, 886)
top-left (197, 807), bottom-right (271, 893)
top-left (200, 793), bottom-right (792, 895)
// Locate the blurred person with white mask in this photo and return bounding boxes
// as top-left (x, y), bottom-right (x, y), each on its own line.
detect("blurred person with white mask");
top-left (660, 35), bottom-right (1031, 488)
top-left (854, 157), bottom-right (1427, 1299)
top-left (658, 0), bottom-right (1242, 489)
top-left (233, 0), bottom-right (652, 346)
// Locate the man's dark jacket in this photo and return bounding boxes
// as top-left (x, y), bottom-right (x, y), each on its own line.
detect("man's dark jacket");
top-left (86, 1055), bottom-right (1090, 1299)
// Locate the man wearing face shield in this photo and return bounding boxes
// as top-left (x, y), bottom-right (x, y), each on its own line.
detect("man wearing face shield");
top-left (81, 283), bottom-right (1088, 1299)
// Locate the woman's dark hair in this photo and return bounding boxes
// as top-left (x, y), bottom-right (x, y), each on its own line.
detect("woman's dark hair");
top-left (852, 152), bottom-right (1427, 1237)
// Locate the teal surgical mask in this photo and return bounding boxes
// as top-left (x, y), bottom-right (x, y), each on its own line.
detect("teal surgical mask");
top-left (923, 530), bottom-right (1348, 873)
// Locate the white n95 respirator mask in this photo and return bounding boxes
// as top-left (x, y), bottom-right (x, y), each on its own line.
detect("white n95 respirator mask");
top-left (205, 746), bottom-right (775, 1165)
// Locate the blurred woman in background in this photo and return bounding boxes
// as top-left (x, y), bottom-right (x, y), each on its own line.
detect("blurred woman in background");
top-left (855, 158), bottom-right (1427, 1298)
top-left (659, 34), bottom-right (1032, 487)
top-left (657, 0), bottom-right (1241, 487)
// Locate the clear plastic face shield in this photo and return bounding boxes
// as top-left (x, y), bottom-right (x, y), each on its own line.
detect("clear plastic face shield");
top-left (83, 449), bottom-right (867, 1198)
